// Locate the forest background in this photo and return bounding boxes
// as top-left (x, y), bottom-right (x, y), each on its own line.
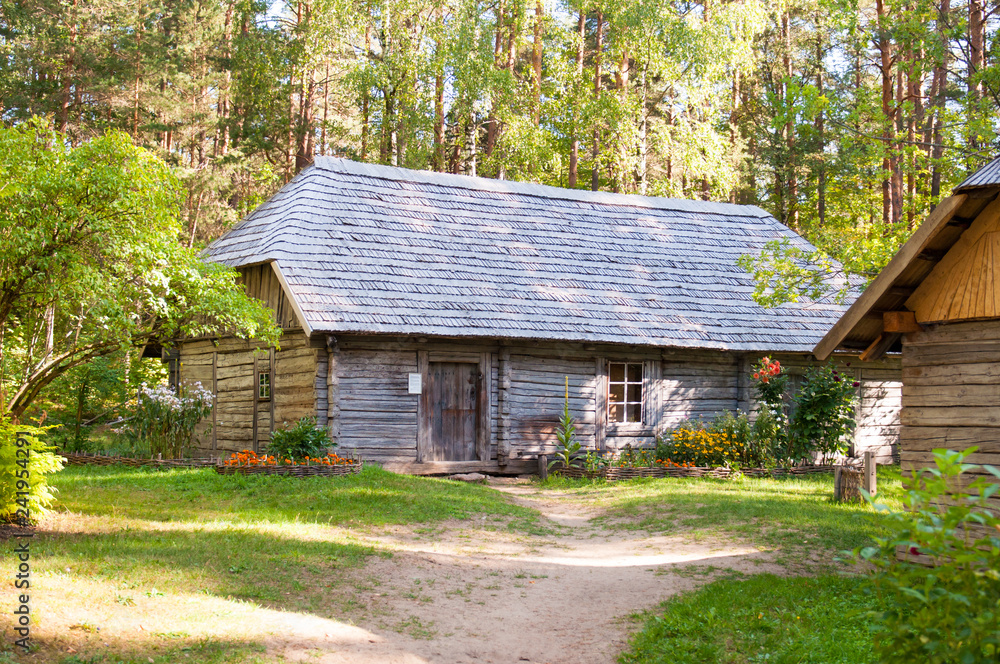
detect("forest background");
top-left (1, 0), bottom-right (998, 445)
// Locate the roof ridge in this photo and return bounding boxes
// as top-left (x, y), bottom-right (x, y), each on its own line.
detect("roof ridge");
top-left (312, 156), bottom-right (771, 218)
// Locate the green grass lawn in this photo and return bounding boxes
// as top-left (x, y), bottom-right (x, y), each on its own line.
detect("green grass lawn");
top-left (2, 464), bottom-right (541, 663)
top-left (545, 465), bottom-right (904, 557)
top-left (7, 463), bottom-right (907, 664)
top-left (39, 464), bottom-right (541, 606)
top-left (620, 574), bottom-right (888, 664)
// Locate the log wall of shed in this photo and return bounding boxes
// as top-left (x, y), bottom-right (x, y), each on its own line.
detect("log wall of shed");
top-left (178, 331), bottom-right (318, 456)
top-left (179, 333), bottom-right (903, 467)
top-left (900, 320), bottom-right (1000, 500)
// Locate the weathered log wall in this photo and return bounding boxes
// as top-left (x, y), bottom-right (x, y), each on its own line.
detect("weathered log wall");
top-left (901, 320), bottom-right (1000, 504)
top-left (180, 332), bottom-right (904, 469)
top-left (177, 331), bottom-right (317, 456)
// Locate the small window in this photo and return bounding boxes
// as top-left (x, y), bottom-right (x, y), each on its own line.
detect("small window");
top-left (608, 362), bottom-right (643, 423)
top-left (258, 371), bottom-right (271, 400)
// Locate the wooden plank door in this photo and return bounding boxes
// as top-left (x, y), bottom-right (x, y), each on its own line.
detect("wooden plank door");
top-left (425, 362), bottom-right (479, 461)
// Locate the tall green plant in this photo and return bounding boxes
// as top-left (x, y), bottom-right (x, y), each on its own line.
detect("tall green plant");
top-left (549, 376), bottom-right (582, 471)
top-left (854, 447), bottom-right (1000, 663)
top-left (0, 419), bottom-right (64, 523)
top-left (788, 364), bottom-right (857, 463)
top-left (751, 356), bottom-right (788, 454)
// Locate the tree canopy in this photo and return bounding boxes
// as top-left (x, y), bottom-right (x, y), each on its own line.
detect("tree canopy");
top-left (0, 122), bottom-right (279, 418)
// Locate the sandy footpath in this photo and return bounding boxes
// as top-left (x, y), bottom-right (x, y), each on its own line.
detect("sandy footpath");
top-left (264, 480), bottom-right (784, 664)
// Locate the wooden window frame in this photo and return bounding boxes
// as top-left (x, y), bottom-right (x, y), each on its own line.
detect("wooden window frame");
top-left (607, 361), bottom-right (645, 424)
top-left (258, 370), bottom-right (271, 401)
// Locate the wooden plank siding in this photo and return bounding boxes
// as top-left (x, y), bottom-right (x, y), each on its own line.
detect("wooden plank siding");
top-left (178, 333), bottom-right (903, 469)
top-left (237, 263), bottom-right (301, 329)
top-left (178, 330), bottom-right (316, 456)
top-left (900, 320), bottom-right (1000, 499)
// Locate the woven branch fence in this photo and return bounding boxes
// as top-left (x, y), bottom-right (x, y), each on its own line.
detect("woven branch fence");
top-left (59, 452), bottom-right (218, 469)
top-left (59, 452), bottom-right (362, 477)
top-left (557, 461), bottom-right (859, 482)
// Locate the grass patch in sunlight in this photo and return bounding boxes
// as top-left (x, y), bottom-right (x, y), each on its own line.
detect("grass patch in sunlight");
top-left (544, 466), bottom-right (903, 555)
top-left (620, 573), bottom-right (886, 664)
top-left (51, 463), bottom-right (541, 530)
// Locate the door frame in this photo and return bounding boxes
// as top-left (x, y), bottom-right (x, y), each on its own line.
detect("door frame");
top-left (416, 350), bottom-right (491, 463)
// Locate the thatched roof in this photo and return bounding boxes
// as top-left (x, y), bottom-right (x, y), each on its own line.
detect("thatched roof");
top-left (205, 158), bottom-right (850, 352)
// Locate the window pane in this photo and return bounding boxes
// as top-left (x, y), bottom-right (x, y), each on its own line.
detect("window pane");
top-left (609, 403), bottom-right (623, 422)
top-left (627, 363), bottom-right (643, 381)
top-left (627, 384), bottom-right (642, 403)
top-left (610, 363), bottom-right (625, 382)
top-left (627, 403), bottom-right (642, 423)
top-left (609, 384), bottom-right (625, 403)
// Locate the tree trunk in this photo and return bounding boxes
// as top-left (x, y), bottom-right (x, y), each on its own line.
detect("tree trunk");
top-left (532, 0), bottom-right (544, 125)
top-left (930, 0), bottom-right (950, 197)
top-left (568, 7), bottom-right (585, 188)
top-left (591, 9), bottom-right (603, 192)
top-left (875, 0), bottom-right (897, 225)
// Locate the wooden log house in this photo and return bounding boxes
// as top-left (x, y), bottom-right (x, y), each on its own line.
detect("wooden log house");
top-left (175, 158), bottom-right (901, 474)
top-left (815, 156), bottom-right (1000, 498)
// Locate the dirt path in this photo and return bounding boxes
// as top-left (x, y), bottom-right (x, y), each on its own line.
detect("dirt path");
top-left (266, 479), bottom-right (785, 664)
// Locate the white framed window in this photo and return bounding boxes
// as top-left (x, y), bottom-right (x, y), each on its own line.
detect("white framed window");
top-left (258, 371), bottom-right (271, 400)
top-left (608, 362), bottom-right (644, 423)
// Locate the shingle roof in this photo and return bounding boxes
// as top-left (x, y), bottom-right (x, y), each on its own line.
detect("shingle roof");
top-left (204, 157), bottom-right (852, 352)
top-left (955, 155), bottom-right (1000, 191)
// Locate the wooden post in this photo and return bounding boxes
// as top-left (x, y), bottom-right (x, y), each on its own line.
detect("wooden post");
top-left (834, 466), bottom-right (843, 501)
top-left (538, 454), bottom-right (548, 481)
top-left (863, 450), bottom-right (877, 497)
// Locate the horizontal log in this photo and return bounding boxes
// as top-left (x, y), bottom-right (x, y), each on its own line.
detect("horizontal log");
top-left (902, 362), bottom-right (1000, 384)
top-left (902, 345), bottom-right (1000, 366)
top-left (900, 426), bottom-right (1000, 450)
top-left (901, 450), bottom-right (1000, 466)
top-left (903, 383), bottom-right (1000, 407)
top-left (339, 437), bottom-right (417, 448)
top-left (216, 352), bottom-right (257, 368)
top-left (216, 375), bottom-right (254, 392)
top-left (272, 391), bottom-right (315, 406)
top-left (216, 364), bottom-right (253, 380)
top-left (275, 355), bottom-right (319, 376)
top-left (904, 319), bottom-right (1000, 345)
top-left (901, 406), bottom-right (1000, 428)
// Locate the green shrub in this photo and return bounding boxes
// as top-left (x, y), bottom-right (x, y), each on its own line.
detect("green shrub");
top-left (855, 447), bottom-right (1000, 663)
top-left (787, 364), bottom-right (857, 463)
top-left (0, 419), bottom-right (64, 524)
top-left (117, 382), bottom-right (214, 459)
top-left (267, 417), bottom-right (334, 460)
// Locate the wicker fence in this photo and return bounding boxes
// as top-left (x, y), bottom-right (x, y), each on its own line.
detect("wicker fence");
top-left (59, 451), bottom-right (362, 477)
top-left (557, 461), bottom-right (856, 481)
top-left (59, 452), bottom-right (218, 469)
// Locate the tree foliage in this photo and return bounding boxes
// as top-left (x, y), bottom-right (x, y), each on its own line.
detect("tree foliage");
top-left (0, 121), bottom-right (278, 419)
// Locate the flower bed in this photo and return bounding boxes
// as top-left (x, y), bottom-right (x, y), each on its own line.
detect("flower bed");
top-left (213, 463), bottom-right (361, 477)
top-left (214, 450), bottom-right (362, 477)
top-left (557, 462), bottom-right (851, 481)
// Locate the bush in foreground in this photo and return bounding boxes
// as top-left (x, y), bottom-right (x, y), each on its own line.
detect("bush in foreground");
top-left (0, 418), bottom-right (64, 523)
top-left (855, 447), bottom-right (1000, 663)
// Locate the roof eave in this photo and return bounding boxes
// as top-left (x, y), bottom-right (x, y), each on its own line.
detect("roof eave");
top-left (813, 193), bottom-right (968, 361)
